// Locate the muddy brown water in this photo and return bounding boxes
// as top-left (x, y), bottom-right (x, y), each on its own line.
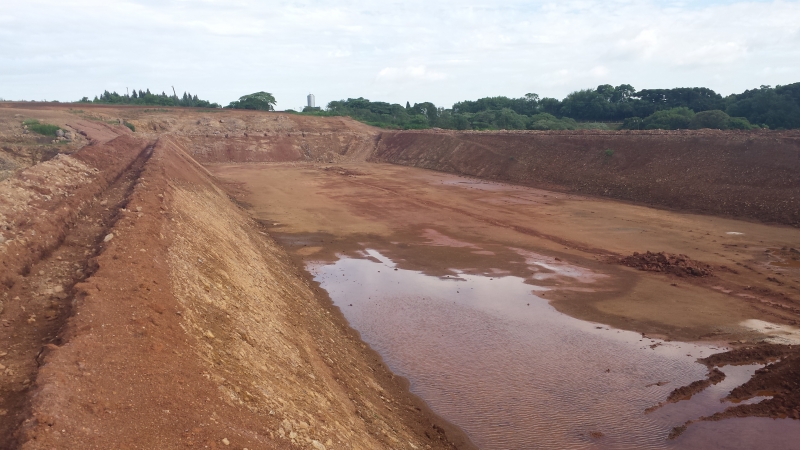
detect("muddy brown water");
top-left (308, 247), bottom-right (798, 449)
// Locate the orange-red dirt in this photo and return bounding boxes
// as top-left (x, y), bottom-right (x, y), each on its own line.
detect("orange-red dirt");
top-left (0, 105), bottom-right (472, 449)
top-left (2, 103), bottom-right (800, 448)
top-left (372, 129), bottom-right (800, 226)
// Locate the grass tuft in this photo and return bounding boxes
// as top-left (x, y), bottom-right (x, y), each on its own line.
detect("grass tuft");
top-left (23, 119), bottom-right (61, 137)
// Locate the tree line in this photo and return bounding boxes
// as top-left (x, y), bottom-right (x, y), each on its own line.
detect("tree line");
top-left (79, 82), bottom-right (800, 131)
top-left (82, 89), bottom-right (220, 108)
top-left (312, 83), bottom-right (800, 131)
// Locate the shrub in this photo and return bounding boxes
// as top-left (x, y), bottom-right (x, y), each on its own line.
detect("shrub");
top-left (621, 116), bottom-right (643, 129)
top-left (23, 119), bottom-right (61, 136)
top-left (123, 121), bottom-right (135, 132)
top-left (727, 116), bottom-right (756, 130)
top-left (642, 107), bottom-right (695, 130)
top-left (689, 110), bottom-right (730, 129)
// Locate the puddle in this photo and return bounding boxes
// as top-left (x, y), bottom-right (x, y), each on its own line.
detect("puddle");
top-left (513, 247), bottom-right (606, 283)
top-left (310, 249), bottom-right (798, 449)
top-left (740, 319), bottom-right (800, 345)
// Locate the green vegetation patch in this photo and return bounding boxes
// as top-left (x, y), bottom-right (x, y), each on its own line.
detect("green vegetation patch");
top-left (23, 119), bottom-right (61, 137)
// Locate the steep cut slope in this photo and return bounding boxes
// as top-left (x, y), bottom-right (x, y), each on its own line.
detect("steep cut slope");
top-left (372, 129), bottom-right (800, 226)
top-left (16, 137), bottom-right (470, 449)
top-left (123, 110), bottom-right (381, 164)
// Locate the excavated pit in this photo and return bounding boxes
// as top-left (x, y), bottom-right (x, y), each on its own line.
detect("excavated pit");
top-left (1, 104), bottom-right (799, 448)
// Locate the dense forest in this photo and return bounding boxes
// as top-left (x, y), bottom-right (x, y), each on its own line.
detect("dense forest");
top-left (82, 89), bottom-right (220, 108)
top-left (310, 82), bottom-right (800, 131)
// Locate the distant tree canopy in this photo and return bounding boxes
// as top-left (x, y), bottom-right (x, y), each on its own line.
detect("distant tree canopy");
top-left (83, 82), bottom-right (800, 130)
top-left (226, 92), bottom-right (277, 111)
top-left (725, 84), bottom-right (800, 129)
top-left (314, 82), bottom-right (799, 131)
top-left (83, 89), bottom-right (220, 108)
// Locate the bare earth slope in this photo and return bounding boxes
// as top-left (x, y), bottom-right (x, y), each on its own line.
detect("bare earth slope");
top-left (3, 134), bottom-right (468, 449)
top-left (372, 129), bottom-right (800, 226)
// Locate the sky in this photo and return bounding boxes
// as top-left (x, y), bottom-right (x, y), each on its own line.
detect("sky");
top-left (1, 0), bottom-right (799, 110)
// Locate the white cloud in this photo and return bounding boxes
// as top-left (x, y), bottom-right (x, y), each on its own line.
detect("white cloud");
top-left (377, 66), bottom-right (447, 82)
top-left (0, 0), bottom-right (799, 109)
top-left (589, 66), bottom-right (609, 77)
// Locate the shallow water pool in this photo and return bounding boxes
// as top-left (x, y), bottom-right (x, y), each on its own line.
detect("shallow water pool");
top-left (310, 249), bottom-right (797, 449)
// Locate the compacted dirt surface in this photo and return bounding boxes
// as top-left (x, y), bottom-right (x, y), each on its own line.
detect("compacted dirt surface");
top-left (1, 102), bottom-right (799, 448)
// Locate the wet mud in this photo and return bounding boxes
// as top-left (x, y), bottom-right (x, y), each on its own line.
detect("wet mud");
top-left (207, 160), bottom-right (800, 449)
top-left (302, 245), bottom-right (799, 449)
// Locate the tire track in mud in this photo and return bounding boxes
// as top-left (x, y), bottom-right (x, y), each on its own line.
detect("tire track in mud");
top-left (0, 143), bottom-right (154, 447)
top-left (334, 173), bottom-right (616, 256)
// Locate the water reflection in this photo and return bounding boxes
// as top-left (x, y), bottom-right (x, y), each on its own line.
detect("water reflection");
top-left (310, 249), bottom-right (796, 449)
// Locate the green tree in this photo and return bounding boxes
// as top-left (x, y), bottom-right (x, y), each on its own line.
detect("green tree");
top-left (641, 107), bottom-right (695, 130)
top-left (724, 83), bottom-right (800, 129)
top-left (227, 92), bottom-right (277, 111)
top-left (689, 110), bottom-right (731, 129)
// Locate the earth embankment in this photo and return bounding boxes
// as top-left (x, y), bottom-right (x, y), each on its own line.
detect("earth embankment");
top-left (7, 135), bottom-right (468, 449)
top-left (124, 110), bottom-right (381, 164)
top-left (372, 129), bottom-right (800, 226)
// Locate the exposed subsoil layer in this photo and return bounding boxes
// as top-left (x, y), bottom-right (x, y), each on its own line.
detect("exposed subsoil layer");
top-left (0, 124), bottom-right (470, 449)
top-left (2, 103), bottom-right (800, 447)
top-left (372, 129), bottom-right (800, 226)
top-left (0, 134), bottom-right (152, 445)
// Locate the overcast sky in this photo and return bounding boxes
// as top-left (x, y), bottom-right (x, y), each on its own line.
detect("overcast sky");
top-left (1, 0), bottom-right (799, 110)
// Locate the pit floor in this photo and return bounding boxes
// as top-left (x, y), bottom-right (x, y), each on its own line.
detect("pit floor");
top-left (208, 161), bottom-right (800, 448)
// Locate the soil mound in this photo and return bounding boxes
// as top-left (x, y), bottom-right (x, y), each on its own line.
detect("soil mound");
top-left (619, 251), bottom-right (713, 277)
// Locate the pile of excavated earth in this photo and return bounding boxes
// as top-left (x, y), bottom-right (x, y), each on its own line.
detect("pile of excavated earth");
top-left (618, 251), bottom-right (714, 277)
top-left (1, 103), bottom-right (799, 448)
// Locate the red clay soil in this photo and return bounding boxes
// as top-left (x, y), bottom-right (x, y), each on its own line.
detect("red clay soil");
top-left (371, 129), bottom-right (800, 226)
top-left (667, 368), bottom-right (727, 403)
top-left (0, 135), bottom-right (471, 449)
top-left (0, 134), bottom-right (152, 445)
top-left (701, 345), bottom-right (800, 421)
top-left (664, 344), bottom-right (800, 438)
top-left (130, 111), bottom-right (380, 164)
top-left (619, 251), bottom-right (714, 277)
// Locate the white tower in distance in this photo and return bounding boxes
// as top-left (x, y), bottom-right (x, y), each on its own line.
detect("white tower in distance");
top-left (307, 94), bottom-right (315, 108)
